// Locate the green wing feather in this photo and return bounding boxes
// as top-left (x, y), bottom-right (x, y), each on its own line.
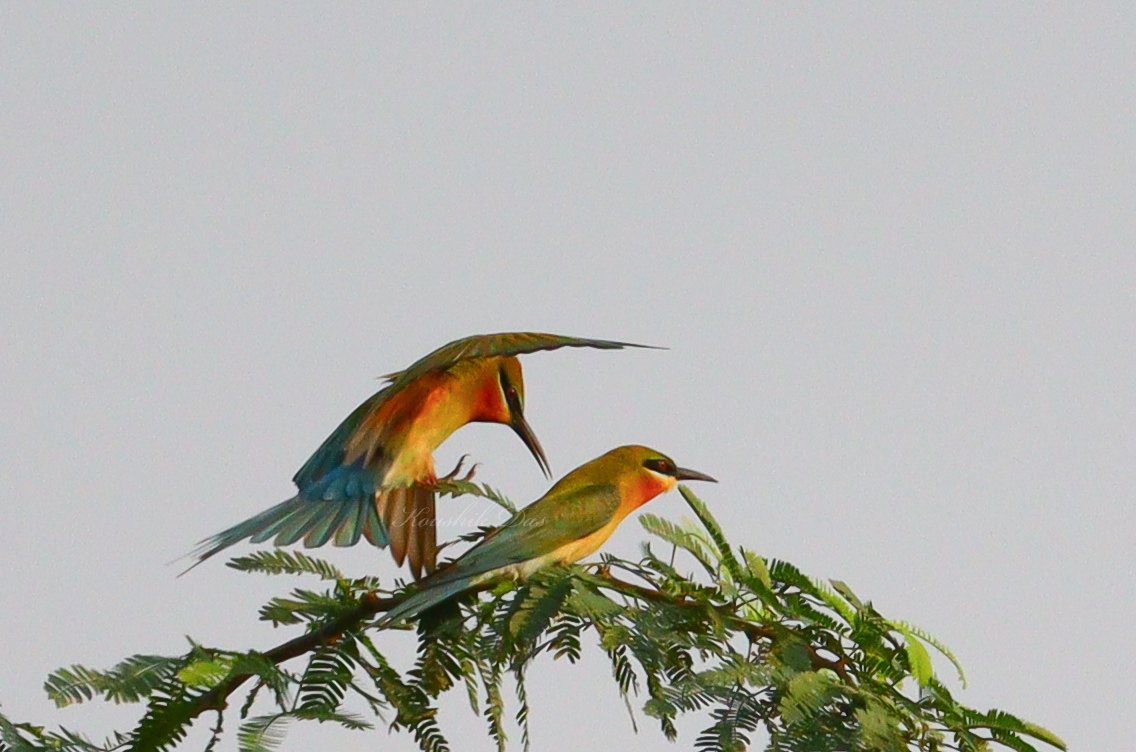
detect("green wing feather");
top-left (378, 483), bottom-right (620, 624)
top-left (381, 332), bottom-right (659, 387)
top-left (426, 482), bottom-right (621, 588)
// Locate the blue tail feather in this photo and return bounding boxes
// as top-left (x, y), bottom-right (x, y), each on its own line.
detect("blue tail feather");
top-left (271, 502), bottom-right (327, 545)
top-left (181, 494), bottom-right (389, 575)
top-left (378, 577), bottom-right (476, 626)
top-left (362, 502), bottom-right (388, 546)
top-left (334, 508), bottom-right (365, 547)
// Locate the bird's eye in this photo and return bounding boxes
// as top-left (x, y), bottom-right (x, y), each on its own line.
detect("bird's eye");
top-left (499, 369), bottom-right (522, 409)
top-left (644, 458), bottom-right (676, 476)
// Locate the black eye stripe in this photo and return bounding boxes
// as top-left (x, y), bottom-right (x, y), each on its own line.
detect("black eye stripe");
top-left (643, 458), bottom-right (676, 476)
top-left (499, 368), bottom-right (522, 410)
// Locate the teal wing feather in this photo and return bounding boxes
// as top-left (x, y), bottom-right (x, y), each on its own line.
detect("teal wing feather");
top-left (380, 332), bottom-right (659, 387)
top-left (183, 387), bottom-right (396, 574)
top-left (292, 386), bottom-right (393, 493)
top-left (379, 483), bottom-right (619, 624)
top-left (182, 493), bottom-right (389, 574)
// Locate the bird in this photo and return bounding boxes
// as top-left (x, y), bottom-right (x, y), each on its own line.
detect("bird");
top-left (378, 444), bottom-right (716, 626)
top-left (186, 333), bottom-right (653, 578)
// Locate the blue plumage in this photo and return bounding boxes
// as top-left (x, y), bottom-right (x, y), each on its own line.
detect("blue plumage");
top-left (378, 576), bottom-right (478, 627)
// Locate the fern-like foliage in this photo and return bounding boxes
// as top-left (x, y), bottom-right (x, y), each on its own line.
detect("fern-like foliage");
top-left (42, 656), bottom-right (176, 709)
top-left (1, 486), bottom-right (1065, 752)
top-left (227, 549), bottom-right (345, 581)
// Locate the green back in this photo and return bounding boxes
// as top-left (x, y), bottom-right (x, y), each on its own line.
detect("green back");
top-left (428, 482), bottom-right (621, 586)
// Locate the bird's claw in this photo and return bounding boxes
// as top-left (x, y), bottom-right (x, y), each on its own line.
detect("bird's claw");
top-left (439, 454), bottom-right (479, 483)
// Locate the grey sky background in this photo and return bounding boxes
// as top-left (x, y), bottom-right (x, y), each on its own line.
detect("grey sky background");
top-left (2, 5), bottom-right (1132, 751)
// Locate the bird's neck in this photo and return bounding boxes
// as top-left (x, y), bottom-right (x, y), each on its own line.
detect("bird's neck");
top-left (620, 473), bottom-right (677, 513)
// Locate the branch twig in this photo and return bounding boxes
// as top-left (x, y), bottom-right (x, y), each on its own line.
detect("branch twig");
top-left (185, 566), bottom-right (854, 724)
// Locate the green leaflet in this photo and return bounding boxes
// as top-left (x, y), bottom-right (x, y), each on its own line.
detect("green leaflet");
top-left (896, 625), bottom-right (935, 686)
top-left (1020, 722), bottom-right (1067, 751)
top-left (779, 671), bottom-right (836, 725)
top-left (855, 700), bottom-right (907, 752)
top-left (436, 479), bottom-right (517, 514)
top-left (890, 618), bottom-right (968, 686)
top-left (176, 658), bottom-right (232, 689)
top-left (227, 550), bottom-right (344, 581)
top-left (679, 484), bottom-right (746, 583)
top-left (44, 655), bottom-right (180, 707)
top-left (237, 715), bottom-right (290, 752)
top-left (741, 548), bottom-right (773, 591)
top-left (638, 512), bottom-right (718, 576)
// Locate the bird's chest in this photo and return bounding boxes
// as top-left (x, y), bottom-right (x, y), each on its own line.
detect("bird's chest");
top-left (532, 516), bottom-right (625, 572)
top-left (553, 523), bottom-right (619, 564)
top-left (382, 385), bottom-right (468, 484)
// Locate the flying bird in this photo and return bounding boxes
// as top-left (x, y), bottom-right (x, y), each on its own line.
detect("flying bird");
top-left (187, 333), bottom-right (653, 578)
top-left (378, 444), bottom-right (715, 625)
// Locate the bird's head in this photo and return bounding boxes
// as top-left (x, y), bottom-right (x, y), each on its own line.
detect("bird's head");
top-left (622, 445), bottom-right (717, 507)
top-left (469, 356), bottom-right (551, 478)
top-left (556, 445), bottom-right (716, 509)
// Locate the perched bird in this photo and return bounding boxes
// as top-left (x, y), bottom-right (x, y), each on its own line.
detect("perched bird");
top-left (379, 444), bottom-right (716, 625)
top-left (187, 333), bottom-right (651, 578)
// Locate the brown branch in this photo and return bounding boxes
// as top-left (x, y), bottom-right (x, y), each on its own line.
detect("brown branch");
top-left (183, 564), bottom-right (853, 725)
top-left (195, 591), bottom-right (394, 713)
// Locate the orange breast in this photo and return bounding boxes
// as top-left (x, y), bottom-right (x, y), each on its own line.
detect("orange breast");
top-left (624, 472), bottom-right (676, 510)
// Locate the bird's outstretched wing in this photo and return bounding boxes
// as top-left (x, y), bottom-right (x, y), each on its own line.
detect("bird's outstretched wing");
top-left (291, 386), bottom-right (394, 493)
top-left (380, 332), bottom-right (658, 387)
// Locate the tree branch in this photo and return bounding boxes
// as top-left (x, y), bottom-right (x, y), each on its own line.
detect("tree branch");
top-left (188, 566), bottom-right (853, 726)
top-left (196, 591), bottom-right (393, 713)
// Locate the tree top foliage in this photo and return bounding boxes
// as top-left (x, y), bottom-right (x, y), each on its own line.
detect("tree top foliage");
top-left (0, 482), bottom-right (1064, 752)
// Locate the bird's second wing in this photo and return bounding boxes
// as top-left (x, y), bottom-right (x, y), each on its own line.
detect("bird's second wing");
top-left (381, 332), bottom-right (658, 387)
top-left (427, 483), bottom-right (622, 587)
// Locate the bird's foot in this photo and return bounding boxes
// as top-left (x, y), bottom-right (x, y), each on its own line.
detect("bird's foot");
top-left (438, 454), bottom-right (479, 483)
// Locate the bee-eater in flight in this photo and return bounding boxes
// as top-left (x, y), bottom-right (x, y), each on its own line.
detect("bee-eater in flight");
top-left (187, 333), bottom-right (651, 578)
top-left (379, 444), bottom-right (716, 625)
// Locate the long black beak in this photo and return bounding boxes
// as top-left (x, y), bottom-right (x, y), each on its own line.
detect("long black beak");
top-left (511, 412), bottom-right (551, 479)
top-left (675, 466), bottom-right (717, 483)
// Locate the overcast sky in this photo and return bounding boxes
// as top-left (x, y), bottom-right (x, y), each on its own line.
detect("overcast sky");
top-left (1, 5), bottom-right (1132, 751)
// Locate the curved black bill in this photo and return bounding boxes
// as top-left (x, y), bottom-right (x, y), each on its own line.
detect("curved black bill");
top-left (675, 466), bottom-right (717, 483)
top-left (511, 413), bottom-right (551, 478)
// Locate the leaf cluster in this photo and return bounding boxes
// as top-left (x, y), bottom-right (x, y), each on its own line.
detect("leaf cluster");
top-left (0, 481), bottom-right (1064, 752)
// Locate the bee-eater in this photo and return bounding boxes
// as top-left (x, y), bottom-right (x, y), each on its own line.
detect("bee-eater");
top-left (379, 445), bottom-right (716, 625)
top-left (187, 333), bottom-right (651, 578)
